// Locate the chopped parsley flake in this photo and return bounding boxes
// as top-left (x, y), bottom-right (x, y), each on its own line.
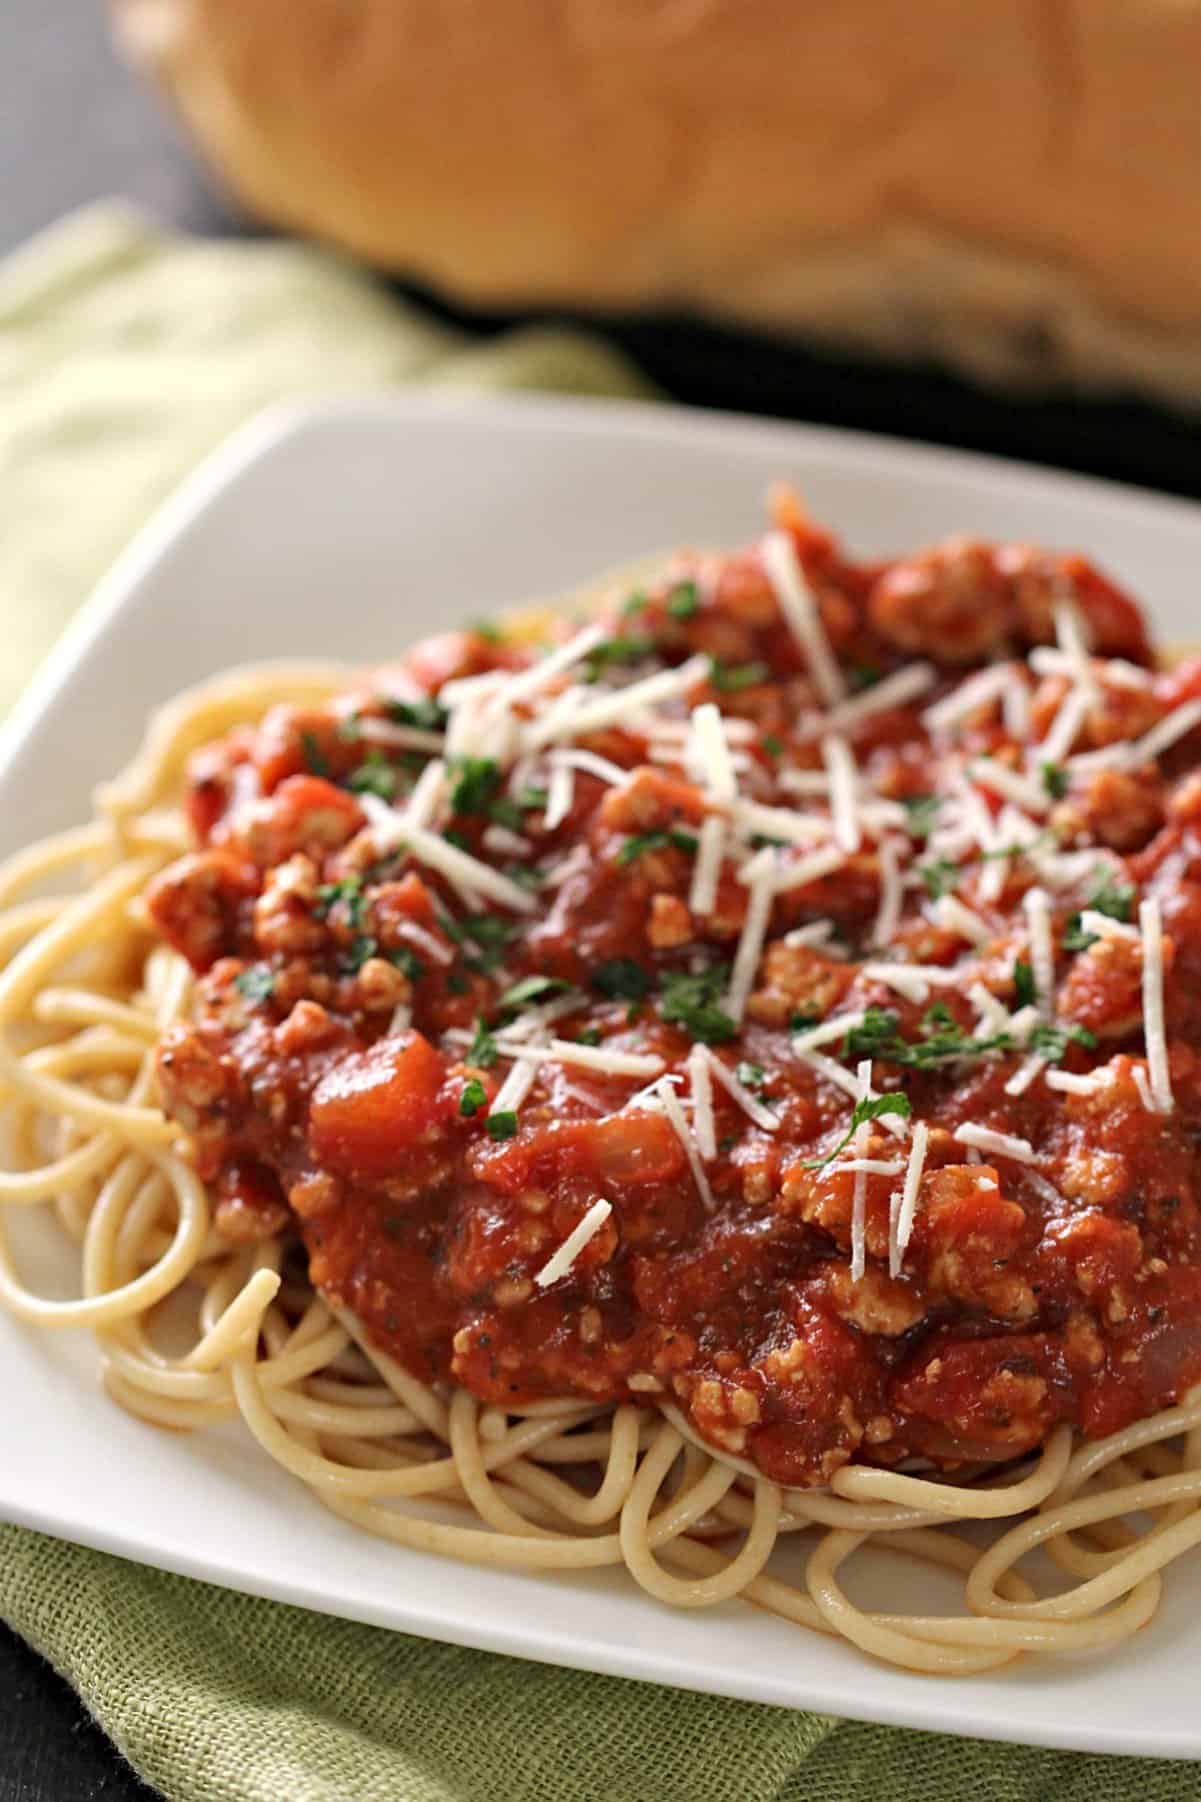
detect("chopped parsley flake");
top-left (343, 935), bottom-right (379, 974)
top-left (843, 1002), bottom-right (1011, 1069)
top-left (592, 959), bottom-right (652, 1000)
top-left (849, 662), bottom-right (882, 691)
top-left (300, 731), bottom-right (331, 778)
top-left (708, 657), bottom-right (769, 693)
top-left (761, 733), bottom-right (783, 761)
top-left (1041, 762), bottom-right (1069, 800)
top-left (446, 970), bottom-right (469, 996)
top-left (445, 914), bottom-right (515, 974)
top-left (1029, 1021), bottom-right (1098, 1061)
top-left (621, 591), bottom-right (648, 617)
top-left (459, 1078), bottom-right (487, 1118)
top-left (616, 828), bottom-right (699, 866)
top-left (390, 946), bottom-right (425, 982)
top-left (666, 580), bottom-right (700, 620)
top-left (1088, 869), bottom-right (1135, 923)
top-left (902, 794), bottom-right (942, 838)
top-left (486, 1111), bottom-right (519, 1141)
top-left (469, 620), bottom-right (502, 644)
top-left (498, 975), bottom-right (571, 1014)
top-left (920, 857), bottom-right (959, 901)
top-left (315, 877), bottom-right (366, 929)
top-left (449, 756), bottom-right (503, 816)
top-left (584, 635), bottom-right (656, 681)
top-left (467, 1018), bottom-right (499, 1068)
top-left (347, 750), bottom-right (399, 800)
top-left (577, 1027), bottom-right (602, 1046)
top-left (736, 1061), bottom-right (766, 1091)
top-left (486, 795), bottom-right (527, 833)
top-left (660, 966), bottom-right (737, 1045)
top-left (803, 1092), bottom-right (912, 1168)
top-left (386, 696), bottom-right (448, 733)
top-left (234, 964), bottom-right (275, 1004)
top-left (789, 1009), bottom-right (821, 1032)
top-left (1013, 958), bottom-right (1036, 1009)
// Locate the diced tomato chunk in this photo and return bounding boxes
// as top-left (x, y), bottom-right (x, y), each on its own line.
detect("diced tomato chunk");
top-left (309, 1031), bottom-right (448, 1177)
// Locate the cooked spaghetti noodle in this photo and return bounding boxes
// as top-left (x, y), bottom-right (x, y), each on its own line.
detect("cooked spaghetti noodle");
top-left (6, 502), bottom-right (1201, 1676)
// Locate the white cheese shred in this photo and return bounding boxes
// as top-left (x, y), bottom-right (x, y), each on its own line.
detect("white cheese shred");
top-left (850, 1059), bottom-right (872, 1281)
top-left (760, 529), bottom-right (847, 707)
top-left (688, 1044), bottom-right (717, 1161)
top-left (1140, 896), bottom-right (1173, 1113)
top-left (1004, 1053), bottom-right (1046, 1098)
top-left (1023, 886), bottom-right (1055, 1017)
top-left (703, 1050), bottom-right (779, 1131)
top-left (543, 760), bottom-right (574, 831)
top-left (822, 734), bottom-right (861, 854)
top-left (932, 894), bottom-right (992, 946)
top-left (533, 1198), bottom-right (613, 1290)
top-left (954, 1122), bottom-right (1038, 1164)
top-left (689, 702), bottom-right (739, 807)
top-left (891, 1120), bottom-right (929, 1278)
top-left (870, 837), bottom-right (903, 949)
top-left (657, 1077), bottom-right (715, 1210)
top-left (726, 849), bottom-right (777, 1024)
top-left (689, 815), bottom-right (726, 917)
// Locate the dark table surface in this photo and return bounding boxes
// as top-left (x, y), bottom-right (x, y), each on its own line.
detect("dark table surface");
top-left (4, 6), bottom-right (1201, 1802)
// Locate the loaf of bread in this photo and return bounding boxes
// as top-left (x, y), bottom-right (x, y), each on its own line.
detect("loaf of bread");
top-left (113, 0), bottom-right (1201, 403)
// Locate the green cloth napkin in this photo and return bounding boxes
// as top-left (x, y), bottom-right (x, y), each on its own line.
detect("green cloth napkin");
top-left (0, 203), bottom-right (1196, 1802)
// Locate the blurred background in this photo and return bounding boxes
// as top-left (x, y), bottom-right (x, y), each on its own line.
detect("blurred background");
top-left (3, 4), bottom-right (1201, 1799)
top-left (7, 0), bottom-right (1201, 498)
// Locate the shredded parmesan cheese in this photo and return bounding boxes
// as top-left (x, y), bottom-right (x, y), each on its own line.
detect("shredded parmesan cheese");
top-left (703, 1050), bottom-right (779, 1131)
top-left (689, 702), bottom-right (738, 807)
top-left (760, 529), bottom-right (846, 707)
top-left (954, 1122), bottom-right (1037, 1164)
top-left (689, 815), bottom-right (726, 917)
top-left (657, 1077), bottom-right (714, 1210)
top-left (688, 1043), bottom-right (717, 1160)
top-left (359, 797), bottom-right (537, 914)
top-left (931, 894), bottom-right (992, 946)
top-left (1023, 886), bottom-right (1055, 1017)
top-left (822, 734), bottom-right (861, 854)
top-left (726, 848), bottom-right (777, 1023)
top-left (891, 1119), bottom-right (929, 1277)
top-left (533, 1198), bottom-right (613, 1289)
top-left (1140, 896), bottom-right (1173, 1112)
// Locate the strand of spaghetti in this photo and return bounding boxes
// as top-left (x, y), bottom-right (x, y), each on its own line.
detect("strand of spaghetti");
top-left (621, 1424), bottom-right (774, 1607)
top-left (1049, 1385), bottom-right (1201, 1505)
top-left (658, 1405), bottom-right (946, 1531)
top-left (231, 1345), bottom-right (611, 1500)
top-left (805, 1532), bottom-right (1019, 1675)
top-left (501, 1407), bottom-right (645, 1526)
top-left (0, 823), bottom-right (117, 908)
top-left (32, 987), bottom-right (159, 1037)
top-left (329, 1302), bottom-right (450, 1440)
top-left (0, 1130), bottom-right (121, 1203)
top-left (829, 1425), bottom-right (1072, 1517)
top-left (448, 1388), bottom-right (567, 1538)
top-left (185, 1269), bottom-right (283, 1372)
top-left (967, 1470), bottom-right (1201, 1620)
top-left (0, 856), bottom-right (159, 1020)
top-left (100, 1319), bottom-right (354, 1408)
top-left (0, 1148), bottom-right (207, 1328)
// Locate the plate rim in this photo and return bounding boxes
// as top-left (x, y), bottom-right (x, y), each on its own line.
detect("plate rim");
top-left (5, 389), bottom-right (1201, 1759)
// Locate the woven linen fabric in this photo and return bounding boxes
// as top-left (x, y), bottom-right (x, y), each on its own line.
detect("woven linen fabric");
top-left (1, 203), bottom-right (1198, 1802)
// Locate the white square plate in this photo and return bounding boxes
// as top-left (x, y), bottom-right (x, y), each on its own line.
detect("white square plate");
top-left (4, 393), bottom-right (1201, 1758)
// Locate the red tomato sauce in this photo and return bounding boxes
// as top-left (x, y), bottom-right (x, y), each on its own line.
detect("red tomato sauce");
top-left (147, 514), bottom-right (1201, 1487)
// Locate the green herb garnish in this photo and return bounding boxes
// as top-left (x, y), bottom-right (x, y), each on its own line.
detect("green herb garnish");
top-left (902, 794), bottom-right (941, 839)
top-left (486, 1111), bottom-right (519, 1141)
top-left (666, 580), bottom-right (700, 621)
top-left (761, 733), bottom-right (783, 761)
top-left (300, 731), bottom-right (331, 778)
top-left (1029, 1021), bottom-right (1098, 1061)
top-left (347, 750), bottom-right (399, 800)
top-left (315, 877), bottom-right (366, 929)
top-left (390, 946), bottom-right (425, 982)
top-left (592, 959), bottom-right (652, 1000)
top-left (803, 1092), bottom-right (913, 1168)
top-left (577, 1027), bottom-right (602, 1046)
top-left (234, 965), bottom-right (275, 1004)
top-left (449, 756), bottom-right (503, 816)
top-left (1041, 762), bottom-right (1069, 800)
top-left (736, 1061), bottom-right (766, 1091)
top-left (467, 1018), bottom-right (499, 1069)
top-left (616, 828), bottom-right (698, 866)
top-left (708, 657), bottom-right (769, 693)
top-left (920, 857), bottom-right (959, 901)
top-left (387, 696), bottom-right (448, 733)
top-left (498, 975), bottom-right (571, 1014)
top-left (660, 966), bottom-right (737, 1045)
top-left (1013, 959), bottom-right (1036, 1009)
top-left (459, 1078), bottom-right (487, 1118)
top-left (584, 636), bottom-right (655, 680)
top-left (789, 1009), bottom-right (821, 1033)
